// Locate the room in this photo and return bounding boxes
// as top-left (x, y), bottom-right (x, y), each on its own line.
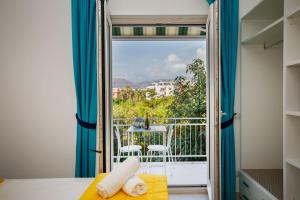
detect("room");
top-left (0, 0), bottom-right (299, 199)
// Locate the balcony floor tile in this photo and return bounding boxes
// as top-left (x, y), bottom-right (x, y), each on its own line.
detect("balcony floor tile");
top-left (113, 161), bottom-right (207, 186)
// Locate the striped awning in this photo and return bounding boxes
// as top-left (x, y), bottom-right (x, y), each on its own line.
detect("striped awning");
top-left (112, 25), bottom-right (206, 38)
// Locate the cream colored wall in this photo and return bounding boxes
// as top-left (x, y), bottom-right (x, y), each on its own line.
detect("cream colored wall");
top-left (0, 0), bottom-right (209, 179)
top-left (109, 0), bottom-right (209, 16)
top-left (239, 0), bottom-right (283, 170)
top-left (240, 0), bottom-right (262, 18)
top-left (240, 45), bottom-right (283, 169)
top-left (0, 0), bottom-right (76, 178)
top-left (235, 1), bottom-right (283, 191)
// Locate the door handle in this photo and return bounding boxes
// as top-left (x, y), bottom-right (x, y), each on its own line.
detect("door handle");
top-left (90, 149), bottom-right (102, 154)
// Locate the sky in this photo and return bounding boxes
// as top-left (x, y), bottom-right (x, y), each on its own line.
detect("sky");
top-left (112, 40), bottom-right (206, 83)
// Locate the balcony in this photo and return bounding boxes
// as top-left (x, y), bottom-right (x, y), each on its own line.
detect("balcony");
top-left (112, 118), bottom-right (207, 186)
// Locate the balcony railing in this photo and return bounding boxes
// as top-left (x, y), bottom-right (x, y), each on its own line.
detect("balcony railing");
top-left (112, 118), bottom-right (207, 162)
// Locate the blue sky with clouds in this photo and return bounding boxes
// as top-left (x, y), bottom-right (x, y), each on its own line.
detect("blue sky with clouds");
top-left (112, 40), bottom-right (206, 83)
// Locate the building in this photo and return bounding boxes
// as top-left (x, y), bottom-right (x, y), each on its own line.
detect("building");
top-left (112, 88), bottom-right (121, 99)
top-left (146, 81), bottom-right (174, 99)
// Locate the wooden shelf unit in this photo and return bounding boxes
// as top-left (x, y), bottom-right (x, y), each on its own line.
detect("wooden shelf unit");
top-left (242, 17), bottom-right (283, 46)
top-left (241, 0), bottom-right (284, 48)
top-left (286, 66), bottom-right (300, 114)
top-left (242, 0), bottom-right (284, 20)
top-left (285, 13), bottom-right (300, 63)
top-left (286, 111), bottom-right (300, 117)
top-left (286, 59), bottom-right (300, 68)
top-left (286, 5), bottom-right (300, 19)
top-left (285, 0), bottom-right (300, 17)
top-left (284, 0), bottom-right (300, 197)
top-left (286, 158), bottom-right (300, 170)
top-left (240, 1), bottom-right (284, 199)
top-left (240, 0), bottom-right (300, 199)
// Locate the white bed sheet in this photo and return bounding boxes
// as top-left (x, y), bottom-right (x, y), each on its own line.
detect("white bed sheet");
top-left (0, 178), bottom-right (94, 200)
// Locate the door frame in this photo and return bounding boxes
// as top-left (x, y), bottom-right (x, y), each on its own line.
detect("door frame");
top-left (96, 0), bottom-right (113, 173)
top-left (207, 1), bottom-right (221, 199)
top-left (96, 1), bottom-right (221, 195)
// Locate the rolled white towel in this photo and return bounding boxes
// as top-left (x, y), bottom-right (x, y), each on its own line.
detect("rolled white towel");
top-left (122, 175), bottom-right (147, 197)
top-left (96, 157), bottom-right (140, 198)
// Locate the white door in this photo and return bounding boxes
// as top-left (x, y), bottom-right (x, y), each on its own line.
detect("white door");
top-left (96, 0), bottom-right (112, 173)
top-left (206, 1), bottom-right (221, 199)
top-left (104, 2), bottom-right (113, 173)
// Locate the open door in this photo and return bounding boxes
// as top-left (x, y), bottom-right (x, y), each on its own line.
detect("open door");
top-left (96, 0), bottom-right (113, 173)
top-left (207, 1), bottom-right (220, 199)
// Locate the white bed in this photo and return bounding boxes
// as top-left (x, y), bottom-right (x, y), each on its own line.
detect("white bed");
top-left (0, 178), bottom-right (94, 200)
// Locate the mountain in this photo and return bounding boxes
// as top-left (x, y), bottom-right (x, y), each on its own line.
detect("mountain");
top-left (112, 78), bottom-right (135, 88)
top-left (134, 81), bottom-right (153, 89)
top-left (135, 79), bottom-right (174, 88)
top-left (113, 78), bottom-right (178, 89)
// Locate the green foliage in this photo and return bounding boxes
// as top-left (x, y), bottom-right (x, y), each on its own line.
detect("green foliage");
top-left (113, 87), bottom-right (173, 119)
top-left (168, 58), bottom-right (206, 118)
top-left (112, 58), bottom-right (207, 162)
top-left (113, 58), bottom-right (206, 119)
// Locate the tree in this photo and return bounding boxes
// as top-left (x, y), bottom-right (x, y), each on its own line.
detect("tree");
top-left (114, 86), bottom-right (135, 103)
top-left (112, 58), bottom-right (207, 162)
top-left (113, 87), bottom-right (173, 119)
top-left (146, 89), bottom-right (156, 99)
top-left (169, 58), bottom-right (206, 118)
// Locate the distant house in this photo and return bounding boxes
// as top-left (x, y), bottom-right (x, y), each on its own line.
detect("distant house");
top-left (112, 88), bottom-right (121, 99)
top-left (146, 81), bottom-right (174, 99)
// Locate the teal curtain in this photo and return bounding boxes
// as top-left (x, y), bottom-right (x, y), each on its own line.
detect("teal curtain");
top-left (207, 0), bottom-right (215, 5)
top-left (71, 0), bottom-right (97, 177)
top-left (220, 0), bottom-right (239, 199)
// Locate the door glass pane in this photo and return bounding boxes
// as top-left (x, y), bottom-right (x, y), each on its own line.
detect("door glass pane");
top-left (110, 25), bottom-right (208, 186)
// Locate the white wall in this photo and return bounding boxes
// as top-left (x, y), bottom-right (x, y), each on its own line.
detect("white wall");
top-left (109, 0), bottom-right (209, 16)
top-left (0, 0), bottom-right (208, 179)
top-left (234, 0), bottom-right (281, 189)
top-left (240, 45), bottom-right (283, 169)
top-left (239, 0), bottom-right (261, 18)
top-left (238, 0), bottom-right (283, 170)
top-left (0, 0), bottom-right (76, 178)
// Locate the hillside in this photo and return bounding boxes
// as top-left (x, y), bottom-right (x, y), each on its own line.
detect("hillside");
top-left (112, 78), bottom-right (135, 88)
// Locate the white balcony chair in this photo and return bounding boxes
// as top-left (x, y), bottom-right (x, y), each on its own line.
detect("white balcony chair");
top-left (146, 125), bottom-right (175, 174)
top-left (115, 127), bottom-right (143, 164)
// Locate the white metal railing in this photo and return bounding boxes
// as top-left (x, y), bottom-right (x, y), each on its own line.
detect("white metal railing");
top-left (112, 118), bottom-right (207, 162)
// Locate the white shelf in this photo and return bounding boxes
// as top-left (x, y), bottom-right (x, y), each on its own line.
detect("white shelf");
top-left (286, 59), bottom-right (300, 67)
top-left (287, 6), bottom-right (300, 19)
top-left (242, 17), bottom-right (284, 45)
top-left (286, 158), bottom-right (300, 170)
top-left (286, 111), bottom-right (300, 116)
top-left (284, 0), bottom-right (300, 199)
top-left (242, 0), bottom-right (284, 20)
top-left (285, 11), bottom-right (300, 62)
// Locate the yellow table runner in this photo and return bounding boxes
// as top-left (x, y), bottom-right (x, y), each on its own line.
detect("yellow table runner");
top-left (80, 174), bottom-right (169, 200)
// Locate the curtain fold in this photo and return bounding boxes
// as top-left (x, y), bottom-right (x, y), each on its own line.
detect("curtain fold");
top-left (220, 0), bottom-right (239, 199)
top-left (71, 0), bottom-right (98, 177)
